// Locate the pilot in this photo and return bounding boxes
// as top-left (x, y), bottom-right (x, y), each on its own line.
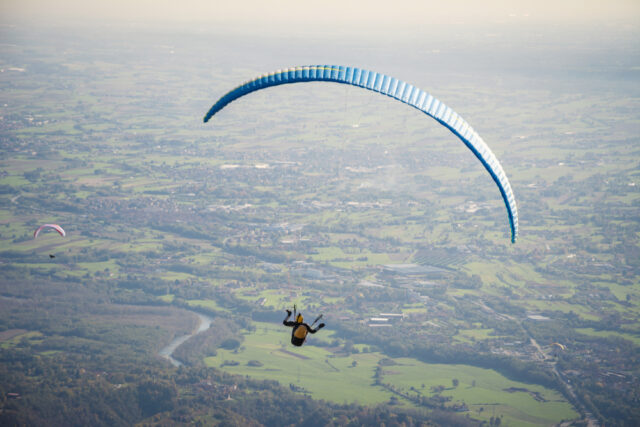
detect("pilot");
top-left (283, 309), bottom-right (325, 347)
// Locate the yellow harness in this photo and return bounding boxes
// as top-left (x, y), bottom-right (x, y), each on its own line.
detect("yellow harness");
top-left (293, 325), bottom-right (308, 340)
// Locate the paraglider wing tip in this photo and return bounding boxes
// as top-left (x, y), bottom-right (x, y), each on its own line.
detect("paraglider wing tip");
top-left (203, 106), bottom-right (219, 123)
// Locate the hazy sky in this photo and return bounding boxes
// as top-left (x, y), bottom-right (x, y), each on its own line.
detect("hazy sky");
top-left (3, 0), bottom-right (639, 34)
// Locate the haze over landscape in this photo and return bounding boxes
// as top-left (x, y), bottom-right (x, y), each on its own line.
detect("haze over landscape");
top-left (0, 1), bottom-right (638, 426)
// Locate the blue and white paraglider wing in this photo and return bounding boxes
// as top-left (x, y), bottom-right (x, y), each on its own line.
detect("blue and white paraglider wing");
top-left (204, 65), bottom-right (518, 243)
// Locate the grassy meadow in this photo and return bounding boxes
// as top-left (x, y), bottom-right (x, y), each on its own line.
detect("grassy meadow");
top-left (204, 321), bottom-right (578, 426)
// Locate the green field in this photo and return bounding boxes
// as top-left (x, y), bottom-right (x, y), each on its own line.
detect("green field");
top-left (204, 321), bottom-right (578, 426)
top-left (385, 358), bottom-right (578, 427)
top-left (576, 328), bottom-right (640, 346)
top-left (0, 331), bottom-right (43, 349)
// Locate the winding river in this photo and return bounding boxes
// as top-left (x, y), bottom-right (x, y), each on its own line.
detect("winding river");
top-left (158, 311), bottom-right (214, 367)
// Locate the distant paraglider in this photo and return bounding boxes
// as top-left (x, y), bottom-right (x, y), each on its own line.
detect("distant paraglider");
top-left (549, 342), bottom-right (566, 358)
top-left (33, 224), bottom-right (66, 239)
top-left (203, 65), bottom-right (518, 243)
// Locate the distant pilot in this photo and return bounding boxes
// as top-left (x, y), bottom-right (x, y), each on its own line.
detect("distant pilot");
top-left (283, 309), bottom-right (324, 347)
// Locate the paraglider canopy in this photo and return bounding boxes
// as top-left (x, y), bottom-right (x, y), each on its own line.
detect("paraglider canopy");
top-left (204, 65), bottom-right (518, 243)
top-left (34, 224), bottom-right (66, 239)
